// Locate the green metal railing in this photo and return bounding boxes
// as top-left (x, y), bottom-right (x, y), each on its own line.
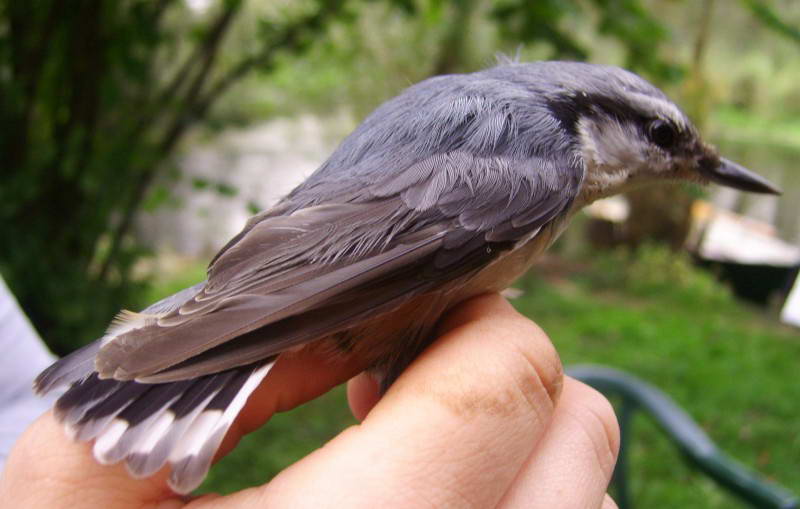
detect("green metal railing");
top-left (567, 365), bottom-right (798, 509)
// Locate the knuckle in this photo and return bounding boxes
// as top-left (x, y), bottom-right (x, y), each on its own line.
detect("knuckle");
top-left (426, 313), bottom-right (564, 424)
top-left (423, 295), bottom-right (563, 426)
top-left (482, 312), bottom-right (564, 420)
top-left (502, 315), bottom-right (564, 408)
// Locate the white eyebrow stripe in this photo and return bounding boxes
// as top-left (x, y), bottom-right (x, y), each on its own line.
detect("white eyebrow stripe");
top-left (629, 93), bottom-right (687, 131)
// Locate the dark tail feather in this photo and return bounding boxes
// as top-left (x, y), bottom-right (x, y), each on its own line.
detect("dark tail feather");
top-left (42, 359), bottom-right (275, 494)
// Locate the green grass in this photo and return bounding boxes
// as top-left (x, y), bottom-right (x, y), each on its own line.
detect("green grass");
top-left (150, 249), bottom-right (800, 506)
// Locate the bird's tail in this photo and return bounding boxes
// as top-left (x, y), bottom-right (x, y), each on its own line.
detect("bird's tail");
top-left (35, 354), bottom-right (274, 494)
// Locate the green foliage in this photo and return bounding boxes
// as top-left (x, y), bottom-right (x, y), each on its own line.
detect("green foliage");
top-left (203, 384), bottom-right (357, 494)
top-left (493, 0), bottom-right (588, 59)
top-left (492, 0), bottom-right (683, 83)
top-left (714, 106), bottom-right (800, 149)
top-left (585, 243), bottom-right (734, 308)
top-left (249, 0), bottom-right (696, 122)
top-left (695, 1), bottom-right (800, 127)
top-left (741, 0), bottom-right (800, 44)
top-left (0, 0), bottom-right (347, 352)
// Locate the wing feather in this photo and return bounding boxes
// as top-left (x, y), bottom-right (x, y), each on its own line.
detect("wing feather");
top-left (97, 226), bottom-right (448, 380)
top-left (93, 150), bottom-right (582, 382)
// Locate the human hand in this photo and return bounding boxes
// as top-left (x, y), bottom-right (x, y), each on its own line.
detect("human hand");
top-left (0, 294), bottom-right (619, 508)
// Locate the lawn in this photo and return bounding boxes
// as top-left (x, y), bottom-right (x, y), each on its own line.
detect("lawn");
top-left (148, 247), bottom-right (800, 507)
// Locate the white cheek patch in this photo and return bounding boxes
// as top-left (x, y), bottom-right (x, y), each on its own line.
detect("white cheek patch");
top-left (575, 115), bottom-right (676, 205)
top-left (578, 117), bottom-right (648, 172)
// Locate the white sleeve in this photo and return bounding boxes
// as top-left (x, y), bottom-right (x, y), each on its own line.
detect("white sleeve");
top-left (0, 275), bottom-right (60, 471)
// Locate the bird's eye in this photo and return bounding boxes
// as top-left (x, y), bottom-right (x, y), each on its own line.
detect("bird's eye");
top-left (648, 119), bottom-right (677, 149)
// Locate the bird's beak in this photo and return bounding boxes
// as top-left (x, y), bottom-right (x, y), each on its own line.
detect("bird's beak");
top-left (699, 157), bottom-right (782, 195)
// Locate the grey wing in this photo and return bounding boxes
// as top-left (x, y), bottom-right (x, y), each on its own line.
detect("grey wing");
top-left (94, 151), bottom-right (583, 382)
top-left (33, 282), bottom-right (207, 394)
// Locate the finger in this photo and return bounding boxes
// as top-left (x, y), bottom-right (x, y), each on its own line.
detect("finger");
top-left (0, 411), bottom-right (179, 509)
top-left (0, 347), bottom-right (365, 508)
top-left (498, 377), bottom-right (620, 509)
top-left (347, 372), bottom-right (381, 421)
top-left (602, 493), bottom-right (620, 509)
top-left (220, 293), bottom-right (564, 509)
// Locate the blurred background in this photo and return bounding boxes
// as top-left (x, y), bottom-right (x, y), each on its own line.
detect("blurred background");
top-left (1, 0), bottom-right (799, 505)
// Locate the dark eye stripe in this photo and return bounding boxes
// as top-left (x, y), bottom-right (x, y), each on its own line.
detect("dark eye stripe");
top-left (547, 93), bottom-right (647, 136)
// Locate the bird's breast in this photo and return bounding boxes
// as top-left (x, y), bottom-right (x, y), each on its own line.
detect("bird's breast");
top-left (458, 219), bottom-right (565, 299)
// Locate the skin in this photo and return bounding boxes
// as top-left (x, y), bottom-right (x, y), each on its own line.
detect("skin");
top-left (1, 294), bottom-right (620, 509)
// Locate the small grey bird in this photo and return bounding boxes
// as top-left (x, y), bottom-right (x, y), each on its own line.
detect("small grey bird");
top-left (34, 60), bottom-right (780, 493)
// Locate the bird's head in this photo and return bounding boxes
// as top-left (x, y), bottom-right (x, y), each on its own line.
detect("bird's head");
top-left (515, 62), bottom-right (782, 205)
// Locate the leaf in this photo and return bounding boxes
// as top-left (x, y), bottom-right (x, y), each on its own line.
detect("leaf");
top-left (143, 184), bottom-right (172, 212)
top-left (192, 177), bottom-right (211, 190)
top-left (214, 181), bottom-right (238, 196)
top-left (246, 200), bottom-right (262, 215)
top-left (741, 0), bottom-right (800, 44)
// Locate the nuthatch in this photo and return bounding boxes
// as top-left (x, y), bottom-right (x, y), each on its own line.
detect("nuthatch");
top-left (35, 61), bottom-right (780, 493)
